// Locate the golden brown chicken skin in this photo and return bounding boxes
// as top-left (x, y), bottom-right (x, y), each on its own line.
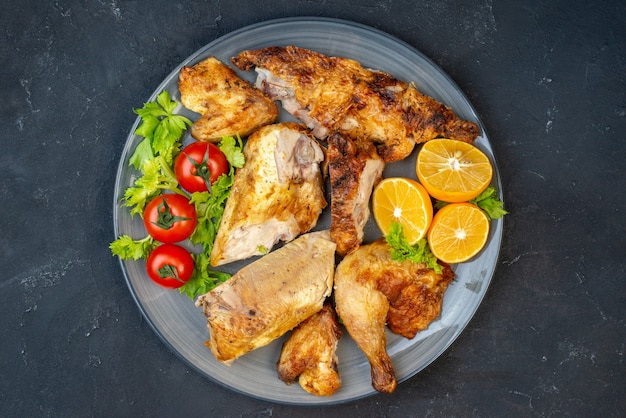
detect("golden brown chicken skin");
top-left (328, 133), bottom-right (384, 256)
top-left (276, 302), bottom-right (342, 396)
top-left (210, 122), bottom-right (327, 266)
top-left (334, 239), bottom-right (455, 393)
top-left (232, 46), bottom-right (479, 162)
top-left (178, 56), bottom-right (278, 142)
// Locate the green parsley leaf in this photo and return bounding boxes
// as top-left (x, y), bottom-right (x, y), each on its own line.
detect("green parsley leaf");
top-left (433, 200), bottom-right (448, 211)
top-left (129, 90), bottom-right (191, 170)
top-left (152, 116), bottom-right (185, 159)
top-left (189, 192), bottom-right (220, 253)
top-left (385, 222), bottom-right (443, 273)
top-left (219, 135), bottom-right (245, 168)
top-left (470, 186), bottom-right (509, 220)
top-left (189, 172), bottom-right (233, 253)
top-left (128, 137), bottom-right (154, 171)
top-left (434, 185), bottom-right (508, 221)
top-left (122, 156), bottom-right (183, 217)
top-left (156, 89), bottom-right (178, 114)
top-left (135, 100), bottom-right (167, 118)
top-left (109, 235), bottom-right (156, 260)
top-left (179, 252), bottom-right (231, 299)
top-left (133, 113), bottom-right (160, 138)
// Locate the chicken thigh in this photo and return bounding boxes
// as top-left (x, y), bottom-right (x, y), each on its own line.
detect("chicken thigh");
top-left (334, 239), bottom-right (455, 393)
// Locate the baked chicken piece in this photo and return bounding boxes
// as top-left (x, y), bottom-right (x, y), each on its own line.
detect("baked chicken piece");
top-left (276, 302), bottom-right (342, 396)
top-left (178, 56), bottom-right (278, 142)
top-left (196, 231), bottom-right (336, 365)
top-left (333, 239), bottom-right (455, 393)
top-left (328, 133), bottom-right (384, 256)
top-left (210, 122), bottom-right (327, 266)
top-left (231, 46), bottom-right (479, 162)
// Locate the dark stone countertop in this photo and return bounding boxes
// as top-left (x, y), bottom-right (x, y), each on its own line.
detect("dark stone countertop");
top-left (2, 1), bottom-right (624, 416)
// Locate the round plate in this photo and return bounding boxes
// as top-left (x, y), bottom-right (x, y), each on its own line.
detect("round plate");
top-left (113, 17), bottom-right (503, 405)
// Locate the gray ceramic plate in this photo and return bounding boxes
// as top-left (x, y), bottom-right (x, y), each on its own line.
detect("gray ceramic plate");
top-left (113, 17), bottom-right (503, 405)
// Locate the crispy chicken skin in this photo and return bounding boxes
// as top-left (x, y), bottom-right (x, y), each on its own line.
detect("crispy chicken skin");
top-left (178, 56), bottom-right (278, 142)
top-left (328, 133), bottom-right (384, 256)
top-left (276, 302), bottom-right (342, 396)
top-left (400, 83), bottom-right (480, 145)
top-left (231, 46), bottom-right (479, 162)
top-left (334, 239), bottom-right (455, 393)
top-left (196, 231), bottom-right (336, 365)
top-left (210, 122), bottom-right (327, 266)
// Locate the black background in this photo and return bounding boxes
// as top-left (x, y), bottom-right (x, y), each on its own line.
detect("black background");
top-left (2, 1), bottom-right (624, 416)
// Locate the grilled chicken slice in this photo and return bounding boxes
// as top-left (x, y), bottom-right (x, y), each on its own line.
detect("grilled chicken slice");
top-left (328, 133), bottom-right (384, 256)
top-left (334, 239), bottom-right (455, 393)
top-left (196, 231), bottom-right (336, 365)
top-left (178, 56), bottom-right (278, 142)
top-left (209, 122), bottom-right (326, 266)
top-left (276, 302), bottom-right (342, 396)
top-left (231, 46), bottom-right (479, 162)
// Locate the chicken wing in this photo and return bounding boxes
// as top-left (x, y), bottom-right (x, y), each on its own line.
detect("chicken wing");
top-left (334, 239), bottom-right (455, 393)
top-left (178, 56), bottom-right (278, 142)
top-left (276, 302), bottom-right (342, 396)
top-left (231, 46), bottom-right (479, 162)
top-left (196, 231), bottom-right (336, 365)
top-left (210, 122), bottom-right (327, 266)
top-left (328, 133), bottom-right (384, 256)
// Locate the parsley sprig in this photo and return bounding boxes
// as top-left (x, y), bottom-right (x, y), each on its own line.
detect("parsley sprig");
top-left (109, 235), bottom-right (157, 261)
top-left (468, 186), bottom-right (509, 220)
top-left (385, 222), bottom-right (443, 273)
top-left (122, 156), bottom-right (187, 217)
top-left (435, 185), bottom-right (508, 220)
top-left (180, 252), bottom-right (231, 299)
top-left (130, 90), bottom-right (192, 170)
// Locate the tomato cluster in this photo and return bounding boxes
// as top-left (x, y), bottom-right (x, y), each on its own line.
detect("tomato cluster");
top-left (143, 141), bottom-right (229, 289)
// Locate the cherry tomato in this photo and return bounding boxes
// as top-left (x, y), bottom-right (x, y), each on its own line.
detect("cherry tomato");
top-left (146, 243), bottom-right (194, 289)
top-left (174, 141), bottom-right (229, 193)
top-left (143, 194), bottom-right (197, 243)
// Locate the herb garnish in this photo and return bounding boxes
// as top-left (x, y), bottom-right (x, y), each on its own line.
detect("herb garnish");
top-left (384, 222), bottom-right (443, 273)
top-left (110, 92), bottom-right (246, 299)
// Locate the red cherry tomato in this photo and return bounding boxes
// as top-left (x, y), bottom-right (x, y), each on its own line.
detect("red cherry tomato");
top-left (143, 194), bottom-right (197, 243)
top-left (174, 141), bottom-right (229, 193)
top-left (146, 243), bottom-right (194, 289)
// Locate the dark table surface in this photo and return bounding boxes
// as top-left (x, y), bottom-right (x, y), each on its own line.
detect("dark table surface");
top-left (2, 1), bottom-right (624, 416)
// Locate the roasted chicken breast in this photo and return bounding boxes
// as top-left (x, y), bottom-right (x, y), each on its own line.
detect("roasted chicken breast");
top-left (210, 122), bottom-right (327, 266)
top-left (328, 133), bottom-right (384, 256)
top-left (178, 56), bottom-right (278, 142)
top-left (334, 239), bottom-right (455, 393)
top-left (276, 302), bottom-right (342, 396)
top-left (231, 46), bottom-right (479, 162)
top-left (196, 231), bottom-right (336, 365)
